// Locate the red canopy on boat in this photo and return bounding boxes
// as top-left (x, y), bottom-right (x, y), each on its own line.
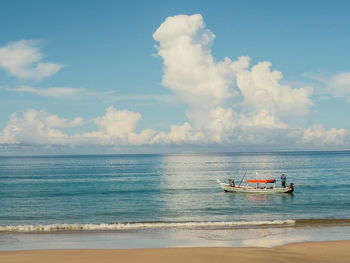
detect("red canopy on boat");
top-left (246, 179), bottom-right (276, 183)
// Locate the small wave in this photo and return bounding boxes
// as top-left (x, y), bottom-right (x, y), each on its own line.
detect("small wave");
top-left (0, 220), bottom-right (295, 232)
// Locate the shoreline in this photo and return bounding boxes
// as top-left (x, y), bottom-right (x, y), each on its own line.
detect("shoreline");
top-left (1, 225), bottom-right (350, 251)
top-left (0, 240), bottom-right (349, 263)
top-left (1, 218), bottom-right (350, 233)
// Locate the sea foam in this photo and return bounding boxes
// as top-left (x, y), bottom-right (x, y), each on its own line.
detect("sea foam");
top-left (0, 220), bottom-right (296, 232)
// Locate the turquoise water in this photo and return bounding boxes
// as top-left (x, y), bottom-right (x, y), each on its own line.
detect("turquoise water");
top-left (0, 152), bottom-right (349, 231)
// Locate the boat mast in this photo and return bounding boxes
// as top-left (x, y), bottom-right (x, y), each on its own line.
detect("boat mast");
top-left (238, 171), bottom-right (247, 187)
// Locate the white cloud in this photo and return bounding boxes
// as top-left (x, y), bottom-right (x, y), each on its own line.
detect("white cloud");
top-left (0, 109), bottom-right (72, 145)
top-left (237, 61), bottom-right (313, 126)
top-left (0, 15), bottom-right (348, 151)
top-left (153, 14), bottom-right (242, 142)
top-left (305, 72), bottom-right (350, 102)
top-left (0, 107), bottom-right (205, 147)
top-left (6, 86), bottom-right (84, 98)
top-left (328, 72), bottom-right (350, 101)
top-left (83, 106), bottom-right (155, 145)
top-left (1, 107), bottom-right (349, 150)
top-left (300, 124), bottom-right (348, 146)
top-left (0, 109), bottom-right (197, 146)
top-left (0, 107), bottom-right (157, 147)
top-left (153, 14), bottom-right (235, 105)
top-left (69, 117), bottom-right (85, 127)
top-left (239, 110), bottom-right (287, 129)
top-left (153, 122), bottom-right (203, 144)
top-left (153, 14), bottom-right (313, 143)
top-left (0, 40), bottom-right (63, 80)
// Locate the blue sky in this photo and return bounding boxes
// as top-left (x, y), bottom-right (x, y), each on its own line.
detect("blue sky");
top-left (0, 0), bottom-right (350, 154)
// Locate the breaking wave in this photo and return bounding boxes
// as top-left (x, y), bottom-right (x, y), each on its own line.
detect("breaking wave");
top-left (0, 220), bottom-right (296, 232)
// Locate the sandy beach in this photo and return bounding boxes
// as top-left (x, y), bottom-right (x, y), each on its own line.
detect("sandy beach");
top-left (0, 240), bottom-right (349, 263)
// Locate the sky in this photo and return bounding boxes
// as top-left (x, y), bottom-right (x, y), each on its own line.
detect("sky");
top-left (0, 0), bottom-right (350, 154)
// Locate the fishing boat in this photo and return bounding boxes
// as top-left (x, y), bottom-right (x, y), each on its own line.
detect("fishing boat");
top-left (217, 178), bottom-right (294, 194)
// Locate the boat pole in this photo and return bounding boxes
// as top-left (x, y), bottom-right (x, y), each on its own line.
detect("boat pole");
top-left (238, 171), bottom-right (247, 187)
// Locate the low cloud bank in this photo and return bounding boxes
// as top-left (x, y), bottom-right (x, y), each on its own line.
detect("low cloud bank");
top-left (1, 105), bottom-right (348, 150)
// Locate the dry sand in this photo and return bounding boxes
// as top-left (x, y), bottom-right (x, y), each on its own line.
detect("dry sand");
top-left (0, 240), bottom-right (349, 263)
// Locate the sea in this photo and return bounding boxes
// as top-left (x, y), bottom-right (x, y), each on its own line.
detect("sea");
top-left (0, 151), bottom-right (350, 250)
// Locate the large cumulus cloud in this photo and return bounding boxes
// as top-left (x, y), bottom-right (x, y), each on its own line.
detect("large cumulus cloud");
top-left (153, 14), bottom-right (314, 143)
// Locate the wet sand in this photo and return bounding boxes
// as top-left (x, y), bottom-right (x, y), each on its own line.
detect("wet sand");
top-left (0, 240), bottom-right (349, 263)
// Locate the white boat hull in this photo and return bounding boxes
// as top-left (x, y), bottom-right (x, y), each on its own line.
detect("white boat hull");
top-left (217, 180), bottom-right (294, 194)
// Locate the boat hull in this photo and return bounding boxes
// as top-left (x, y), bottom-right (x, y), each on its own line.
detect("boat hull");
top-left (217, 180), bottom-right (294, 194)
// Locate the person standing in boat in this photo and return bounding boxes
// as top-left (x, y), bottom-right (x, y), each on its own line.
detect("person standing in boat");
top-left (281, 173), bottom-right (286, 188)
top-left (228, 179), bottom-right (235, 187)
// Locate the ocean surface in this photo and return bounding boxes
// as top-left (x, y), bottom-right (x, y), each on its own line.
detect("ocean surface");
top-left (0, 151), bottom-right (349, 233)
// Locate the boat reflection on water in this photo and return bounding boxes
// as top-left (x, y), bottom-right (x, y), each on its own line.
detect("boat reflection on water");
top-left (245, 194), bottom-right (268, 203)
top-left (221, 185), bottom-right (295, 206)
top-left (243, 192), bottom-right (294, 204)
